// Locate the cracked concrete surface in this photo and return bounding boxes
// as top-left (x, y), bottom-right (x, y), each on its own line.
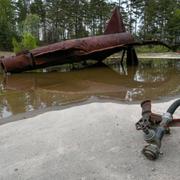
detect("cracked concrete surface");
top-left (0, 99), bottom-right (180, 180)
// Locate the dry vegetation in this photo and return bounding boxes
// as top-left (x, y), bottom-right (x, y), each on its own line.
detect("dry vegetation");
top-left (0, 51), bottom-right (14, 57)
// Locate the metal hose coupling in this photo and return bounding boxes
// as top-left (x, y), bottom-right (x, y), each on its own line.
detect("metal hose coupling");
top-left (135, 100), bottom-right (180, 160)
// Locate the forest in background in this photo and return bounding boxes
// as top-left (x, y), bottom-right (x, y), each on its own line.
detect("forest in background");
top-left (0, 0), bottom-right (179, 51)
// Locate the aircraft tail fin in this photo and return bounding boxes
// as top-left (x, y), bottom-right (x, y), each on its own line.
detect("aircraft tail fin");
top-left (104, 6), bottom-right (126, 34)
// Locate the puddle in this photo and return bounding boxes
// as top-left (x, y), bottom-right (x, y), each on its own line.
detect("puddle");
top-left (0, 59), bottom-right (179, 119)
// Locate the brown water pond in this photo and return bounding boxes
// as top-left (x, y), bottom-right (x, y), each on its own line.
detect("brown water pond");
top-left (0, 59), bottom-right (179, 118)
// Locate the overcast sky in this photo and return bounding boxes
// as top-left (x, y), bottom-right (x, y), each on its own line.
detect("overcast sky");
top-left (108, 0), bottom-right (121, 5)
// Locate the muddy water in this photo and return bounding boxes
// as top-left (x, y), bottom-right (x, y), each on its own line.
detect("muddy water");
top-left (0, 59), bottom-right (179, 118)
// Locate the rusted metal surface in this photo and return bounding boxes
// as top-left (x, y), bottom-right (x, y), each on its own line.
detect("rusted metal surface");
top-left (168, 119), bottom-right (180, 127)
top-left (136, 99), bottom-right (180, 160)
top-left (0, 32), bottom-right (134, 73)
top-left (150, 113), bottom-right (180, 127)
top-left (139, 100), bottom-right (180, 127)
top-left (104, 6), bottom-right (126, 34)
top-left (0, 6), bottom-right (172, 73)
top-left (0, 6), bottom-right (138, 73)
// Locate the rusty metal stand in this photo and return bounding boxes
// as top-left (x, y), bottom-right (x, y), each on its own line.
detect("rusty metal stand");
top-left (126, 46), bottom-right (138, 66)
top-left (120, 49), bottom-right (126, 65)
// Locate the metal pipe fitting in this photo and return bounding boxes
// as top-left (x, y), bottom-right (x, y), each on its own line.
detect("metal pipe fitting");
top-left (136, 99), bottom-right (180, 160)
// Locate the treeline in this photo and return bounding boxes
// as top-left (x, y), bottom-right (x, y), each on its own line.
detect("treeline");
top-left (0, 0), bottom-right (179, 51)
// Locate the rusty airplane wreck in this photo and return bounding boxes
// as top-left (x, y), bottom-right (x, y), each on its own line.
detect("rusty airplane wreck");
top-left (0, 7), bottom-right (170, 73)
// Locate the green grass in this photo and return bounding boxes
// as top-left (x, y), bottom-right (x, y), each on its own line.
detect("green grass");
top-left (135, 45), bottom-right (170, 53)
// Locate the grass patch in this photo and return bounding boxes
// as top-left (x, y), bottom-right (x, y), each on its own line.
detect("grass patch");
top-left (135, 45), bottom-right (170, 53)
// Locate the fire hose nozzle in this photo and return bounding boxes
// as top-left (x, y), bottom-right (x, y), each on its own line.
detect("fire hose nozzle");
top-left (142, 144), bottom-right (160, 160)
top-left (136, 99), bottom-right (180, 160)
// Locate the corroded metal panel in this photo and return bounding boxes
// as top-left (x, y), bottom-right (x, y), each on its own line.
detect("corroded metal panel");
top-left (104, 6), bottom-right (126, 34)
top-left (0, 32), bottom-right (134, 73)
top-left (0, 6), bottom-right (135, 73)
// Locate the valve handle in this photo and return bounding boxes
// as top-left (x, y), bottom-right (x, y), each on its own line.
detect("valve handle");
top-left (136, 118), bottom-right (150, 130)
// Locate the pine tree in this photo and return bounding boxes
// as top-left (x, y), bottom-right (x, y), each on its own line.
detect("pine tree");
top-left (0, 0), bottom-right (16, 50)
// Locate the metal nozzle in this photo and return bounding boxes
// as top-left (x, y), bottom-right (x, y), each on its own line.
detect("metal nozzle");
top-left (142, 144), bottom-right (160, 160)
top-left (136, 99), bottom-right (180, 160)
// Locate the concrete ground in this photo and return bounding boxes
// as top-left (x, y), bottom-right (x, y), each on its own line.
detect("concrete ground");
top-left (138, 52), bottom-right (180, 59)
top-left (109, 52), bottom-right (180, 59)
top-left (0, 99), bottom-right (180, 180)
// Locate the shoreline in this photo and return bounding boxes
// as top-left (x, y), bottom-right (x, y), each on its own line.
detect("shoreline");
top-left (1, 95), bottom-right (179, 126)
top-left (109, 52), bottom-right (180, 60)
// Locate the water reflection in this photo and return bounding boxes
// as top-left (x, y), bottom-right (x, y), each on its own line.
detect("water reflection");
top-left (0, 59), bottom-right (179, 118)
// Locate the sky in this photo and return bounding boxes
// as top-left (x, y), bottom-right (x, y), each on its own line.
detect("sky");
top-left (108, 0), bottom-right (121, 6)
